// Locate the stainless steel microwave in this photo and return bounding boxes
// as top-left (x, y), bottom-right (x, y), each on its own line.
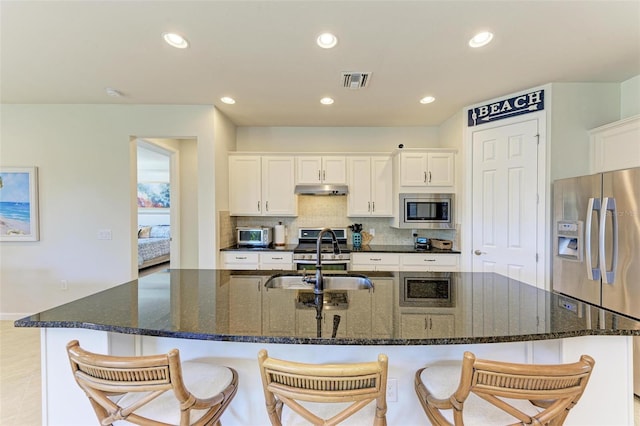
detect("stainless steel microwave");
top-left (399, 272), bottom-right (455, 308)
top-left (399, 193), bottom-right (454, 229)
top-left (236, 227), bottom-right (273, 247)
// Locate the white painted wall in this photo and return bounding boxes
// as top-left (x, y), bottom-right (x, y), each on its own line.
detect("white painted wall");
top-left (549, 82), bottom-right (620, 181)
top-left (236, 126), bottom-right (440, 152)
top-left (0, 105), bottom-right (220, 318)
top-left (621, 75), bottom-right (640, 118)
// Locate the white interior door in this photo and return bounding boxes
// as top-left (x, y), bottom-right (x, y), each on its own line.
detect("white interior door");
top-left (472, 120), bottom-right (539, 285)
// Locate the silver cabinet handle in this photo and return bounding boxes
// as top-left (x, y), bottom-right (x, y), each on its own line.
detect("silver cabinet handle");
top-left (236, 256), bottom-right (247, 260)
top-left (474, 250), bottom-right (486, 256)
top-left (423, 171), bottom-right (427, 183)
top-left (423, 258), bottom-right (435, 262)
top-left (585, 197), bottom-right (601, 280)
top-left (323, 170), bottom-right (326, 181)
top-left (372, 201), bottom-right (375, 212)
top-left (318, 170), bottom-right (321, 181)
top-left (599, 197), bottom-right (618, 284)
top-left (368, 201), bottom-right (371, 212)
top-left (370, 258), bottom-right (382, 261)
top-left (428, 171), bottom-right (432, 183)
top-left (265, 201), bottom-right (269, 212)
top-left (257, 201), bottom-right (261, 212)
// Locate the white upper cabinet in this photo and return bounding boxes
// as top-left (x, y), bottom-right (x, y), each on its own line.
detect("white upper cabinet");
top-left (399, 150), bottom-right (455, 188)
top-left (296, 155), bottom-right (346, 184)
top-left (347, 156), bottom-right (393, 216)
top-left (590, 115), bottom-right (640, 173)
top-left (229, 155), bottom-right (297, 216)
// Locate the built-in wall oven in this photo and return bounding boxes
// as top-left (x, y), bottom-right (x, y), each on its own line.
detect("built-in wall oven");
top-left (399, 272), bottom-right (455, 307)
top-left (293, 228), bottom-right (351, 271)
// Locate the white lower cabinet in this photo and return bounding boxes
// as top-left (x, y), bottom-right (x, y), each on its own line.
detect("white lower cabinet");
top-left (371, 278), bottom-right (394, 338)
top-left (262, 287), bottom-right (297, 336)
top-left (400, 313), bottom-right (454, 339)
top-left (296, 308), bottom-right (348, 338)
top-left (228, 276), bottom-right (262, 335)
top-left (220, 251), bottom-right (293, 270)
top-left (350, 253), bottom-right (400, 271)
top-left (400, 253), bottom-right (459, 271)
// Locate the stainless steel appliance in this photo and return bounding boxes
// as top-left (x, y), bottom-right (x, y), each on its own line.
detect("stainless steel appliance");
top-left (236, 226), bottom-right (273, 247)
top-left (293, 228), bottom-right (351, 271)
top-left (399, 193), bottom-right (454, 229)
top-left (552, 167), bottom-right (640, 395)
top-left (399, 272), bottom-right (455, 307)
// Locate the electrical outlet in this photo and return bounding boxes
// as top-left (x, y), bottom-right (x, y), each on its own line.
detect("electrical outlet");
top-left (386, 378), bottom-right (398, 402)
top-left (97, 229), bottom-right (112, 240)
top-left (369, 228), bottom-right (375, 236)
top-left (60, 280), bottom-right (68, 291)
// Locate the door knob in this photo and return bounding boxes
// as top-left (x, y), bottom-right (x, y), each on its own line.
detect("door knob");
top-left (474, 250), bottom-right (485, 256)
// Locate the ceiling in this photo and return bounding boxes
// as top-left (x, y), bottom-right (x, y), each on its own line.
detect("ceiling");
top-left (2, 1), bottom-right (639, 127)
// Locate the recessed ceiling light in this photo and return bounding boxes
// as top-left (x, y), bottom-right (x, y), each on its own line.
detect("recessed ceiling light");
top-left (316, 32), bottom-right (338, 49)
top-left (320, 97), bottom-right (334, 105)
top-left (163, 32), bottom-right (189, 49)
top-left (420, 96), bottom-right (436, 104)
top-left (469, 31), bottom-right (493, 48)
top-left (220, 97), bottom-right (236, 105)
top-left (105, 87), bottom-right (122, 97)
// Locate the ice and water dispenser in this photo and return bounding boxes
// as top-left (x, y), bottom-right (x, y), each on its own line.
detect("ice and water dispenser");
top-left (556, 220), bottom-right (583, 261)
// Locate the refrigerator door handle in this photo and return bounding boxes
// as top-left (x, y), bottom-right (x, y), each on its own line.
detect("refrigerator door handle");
top-left (585, 197), bottom-right (601, 281)
top-left (599, 197), bottom-right (618, 284)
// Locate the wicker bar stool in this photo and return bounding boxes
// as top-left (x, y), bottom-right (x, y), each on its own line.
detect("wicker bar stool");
top-left (66, 340), bottom-right (238, 425)
top-left (257, 349), bottom-right (388, 425)
top-left (414, 351), bottom-right (595, 425)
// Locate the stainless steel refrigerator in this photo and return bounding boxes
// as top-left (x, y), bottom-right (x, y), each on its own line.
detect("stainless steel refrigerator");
top-left (553, 167), bottom-right (640, 395)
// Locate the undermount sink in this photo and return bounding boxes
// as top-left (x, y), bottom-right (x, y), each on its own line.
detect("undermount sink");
top-left (265, 273), bottom-right (373, 290)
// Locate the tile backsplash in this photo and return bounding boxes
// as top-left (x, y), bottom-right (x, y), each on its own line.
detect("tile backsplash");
top-left (224, 196), bottom-right (457, 247)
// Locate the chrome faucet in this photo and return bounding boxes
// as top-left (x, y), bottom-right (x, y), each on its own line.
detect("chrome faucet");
top-left (303, 227), bottom-right (341, 294)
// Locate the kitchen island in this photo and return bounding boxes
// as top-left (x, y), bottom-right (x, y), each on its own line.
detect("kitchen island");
top-left (17, 270), bottom-right (640, 425)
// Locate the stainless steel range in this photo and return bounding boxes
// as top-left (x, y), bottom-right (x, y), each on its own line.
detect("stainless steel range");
top-left (293, 228), bottom-right (351, 271)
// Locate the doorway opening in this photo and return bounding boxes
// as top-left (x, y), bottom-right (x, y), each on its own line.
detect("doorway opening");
top-left (135, 139), bottom-right (178, 276)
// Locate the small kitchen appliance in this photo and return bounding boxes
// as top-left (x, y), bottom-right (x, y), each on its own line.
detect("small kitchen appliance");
top-left (236, 226), bottom-right (273, 247)
top-left (398, 193), bottom-right (454, 229)
top-left (414, 237), bottom-right (431, 250)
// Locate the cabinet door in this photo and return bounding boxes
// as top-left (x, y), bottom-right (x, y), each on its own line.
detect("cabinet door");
top-left (345, 289), bottom-right (372, 338)
top-left (228, 276), bottom-right (262, 335)
top-left (350, 253), bottom-right (400, 271)
top-left (229, 156), bottom-right (262, 215)
top-left (427, 314), bottom-right (455, 338)
top-left (296, 156), bottom-right (323, 184)
top-left (347, 157), bottom-right (373, 216)
top-left (372, 279), bottom-right (394, 338)
top-left (426, 152), bottom-right (454, 186)
top-left (262, 288), bottom-right (296, 336)
top-left (322, 156), bottom-right (347, 184)
top-left (262, 156), bottom-right (297, 216)
top-left (370, 156), bottom-right (393, 216)
top-left (400, 152), bottom-right (428, 186)
top-left (296, 310), bottom-right (347, 338)
top-left (400, 313), bottom-right (426, 338)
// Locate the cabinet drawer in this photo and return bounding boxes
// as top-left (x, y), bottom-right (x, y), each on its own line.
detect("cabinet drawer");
top-left (221, 252), bottom-right (259, 269)
top-left (351, 253), bottom-right (400, 266)
top-left (259, 252), bottom-right (293, 264)
top-left (401, 254), bottom-right (457, 266)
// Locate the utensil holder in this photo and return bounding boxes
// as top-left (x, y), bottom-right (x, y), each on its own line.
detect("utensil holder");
top-left (352, 232), bottom-right (362, 247)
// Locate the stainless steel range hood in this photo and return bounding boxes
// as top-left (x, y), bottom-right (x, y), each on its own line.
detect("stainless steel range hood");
top-left (294, 184), bottom-right (348, 196)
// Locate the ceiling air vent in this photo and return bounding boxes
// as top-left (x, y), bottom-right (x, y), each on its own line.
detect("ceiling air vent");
top-left (342, 72), bottom-right (371, 89)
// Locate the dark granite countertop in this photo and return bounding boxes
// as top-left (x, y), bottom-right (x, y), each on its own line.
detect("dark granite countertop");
top-left (15, 270), bottom-right (640, 345)
top-left (221, 244), bottom-right (461, 254)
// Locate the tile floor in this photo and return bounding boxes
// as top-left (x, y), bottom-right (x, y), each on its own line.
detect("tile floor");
top-left (1, 319), bottom-right (639, 425)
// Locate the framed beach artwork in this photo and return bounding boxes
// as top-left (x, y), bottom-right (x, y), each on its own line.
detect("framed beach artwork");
top-left (0, 167), bottom-right (39, 241)
top-left (137, 182), bottom-right (170, 212)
